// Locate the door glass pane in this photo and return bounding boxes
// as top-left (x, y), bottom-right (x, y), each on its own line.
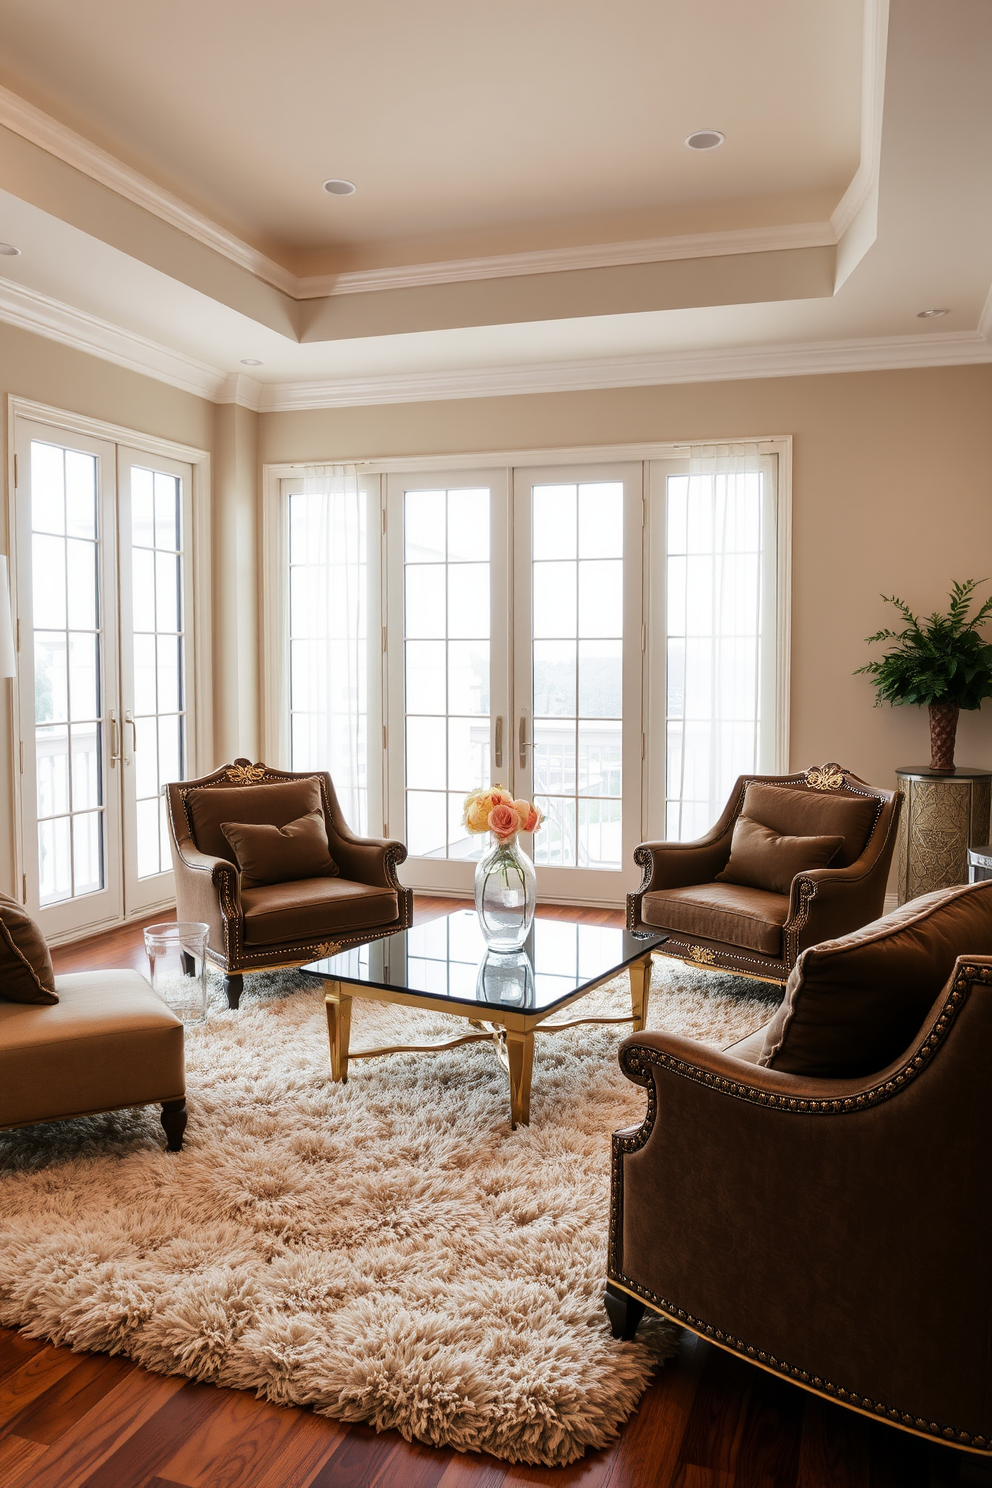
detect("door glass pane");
top-left (129, 465), bottom-right (185, 878)
top-left (403, 488), bottom-right (491, 859)
top-left (288, 478), bottom-right (368, 833)
top-left (29, 441), bottom-right (105, 905)
top-left (664, 457), bottom-right (774, 839)
top-left (532, 482), bottom-right (624, 870)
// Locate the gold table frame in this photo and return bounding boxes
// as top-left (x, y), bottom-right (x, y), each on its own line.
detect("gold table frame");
top-left (316, 948), bottom-right (655, 1129)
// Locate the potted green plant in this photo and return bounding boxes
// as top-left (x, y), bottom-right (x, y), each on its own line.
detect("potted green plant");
top-left (856, 579), bottom-right (992, 771)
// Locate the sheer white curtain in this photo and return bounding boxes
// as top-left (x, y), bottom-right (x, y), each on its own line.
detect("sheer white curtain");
top-left (288, 464), bottom-right (368, 833)
top-left (666, 442), bottom-right (775, 840)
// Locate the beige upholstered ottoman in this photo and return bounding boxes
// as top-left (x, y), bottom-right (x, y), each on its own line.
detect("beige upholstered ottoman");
top-left (0, 969), bottom-right (187, 1150)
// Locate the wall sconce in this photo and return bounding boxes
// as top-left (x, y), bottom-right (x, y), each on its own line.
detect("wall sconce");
top-left (0, 556), bottom-right (16, 678)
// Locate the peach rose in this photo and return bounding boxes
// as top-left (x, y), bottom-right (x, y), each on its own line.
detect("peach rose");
top-left (463, 796), bottom-right (491, 833)
top-left (524, 803), bottom-right (544, 834)
top-left (488, 802), bottom-right (519, 840)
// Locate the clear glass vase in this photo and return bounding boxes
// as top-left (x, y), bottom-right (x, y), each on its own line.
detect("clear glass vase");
top-left (474, 835), bottom-right (537, 951)
top-left (144, 921), bottom-right (209, 1025)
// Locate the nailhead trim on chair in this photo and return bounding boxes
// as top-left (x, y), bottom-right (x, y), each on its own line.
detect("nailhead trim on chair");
top-left (607, 961), bottom-right (990, 1452)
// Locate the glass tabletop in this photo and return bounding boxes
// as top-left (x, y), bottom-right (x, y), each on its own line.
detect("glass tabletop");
top-left (301, 911), bottom-right (664, 1014)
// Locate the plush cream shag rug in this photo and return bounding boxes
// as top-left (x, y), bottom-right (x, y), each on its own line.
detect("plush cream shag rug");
top-left (0, 955), bottom-right (779, 1465)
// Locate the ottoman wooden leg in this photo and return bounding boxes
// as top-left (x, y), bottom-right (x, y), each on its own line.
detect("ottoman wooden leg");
top-left (604, 1282), bottom-right (645, 1340)
top-left (224, 974), bottom-right (243, 1009)
top-left (160, 1099), bottom-right (187, 1152)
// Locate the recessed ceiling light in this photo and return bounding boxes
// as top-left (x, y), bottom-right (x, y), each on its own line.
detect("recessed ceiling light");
top-left (685, 130), bottom-right (725, 151)
top-left (322, 178), bottom-right (356, 196)
top-left (917, 307), bottom-right (950, 318)
top-left (240, 358), bottom-right (263, 366)
top-left (0, 243), bottom-right (21, 256)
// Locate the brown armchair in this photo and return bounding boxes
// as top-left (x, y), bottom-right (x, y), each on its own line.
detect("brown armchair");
top-left (627, 763), bottom-right (902, 983)
top-left (166, 759), bottom-right (412, 1007)
top-left (606, 879), bottom-right (992, 1459)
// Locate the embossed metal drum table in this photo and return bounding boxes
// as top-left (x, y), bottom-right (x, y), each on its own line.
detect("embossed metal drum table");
top-left (895, 765), bottom-right (992, 904)
top-left (301, 912), bottom-right (663, 1128)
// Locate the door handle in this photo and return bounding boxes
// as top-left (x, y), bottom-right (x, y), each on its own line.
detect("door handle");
top-left (494, 715), bottom-right (503, 770)
top-left (109, 709), bottom-right (120, 767)
top-left (518, 715), bottom-right (534, 768)
top-left (124, 709), bottom-right (137, 765)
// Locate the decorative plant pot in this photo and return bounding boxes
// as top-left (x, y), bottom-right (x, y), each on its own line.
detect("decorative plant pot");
top-left (474, 835), bottom-right (537, 951)
top-left (928, 701), bottom-right (959, 772)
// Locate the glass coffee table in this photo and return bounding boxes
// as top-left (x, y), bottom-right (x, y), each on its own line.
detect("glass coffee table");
top-left (301, 911), bottom-right (664, 1127)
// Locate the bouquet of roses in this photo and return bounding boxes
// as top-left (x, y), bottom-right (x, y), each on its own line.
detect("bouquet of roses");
top-left (462, 785), bottom-right (543, 842)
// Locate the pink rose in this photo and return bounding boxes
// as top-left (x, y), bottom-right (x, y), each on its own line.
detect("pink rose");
top-left (488, 802), bottom-right (519, 840)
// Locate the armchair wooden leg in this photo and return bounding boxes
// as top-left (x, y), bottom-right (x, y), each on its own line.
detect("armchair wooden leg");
top-left (224, 974), bottom-right (243, 1009)
top-left (604, 1282), bottom-right (646, 1340)
top-left (160, 1099), bottom-right (187, 1152)
top-left (181, 951), bottom-right (196, 976)
top-left (629, 952), bottom-right (652, 1032)
top-left (325, 982), bottom-right (352, 1082)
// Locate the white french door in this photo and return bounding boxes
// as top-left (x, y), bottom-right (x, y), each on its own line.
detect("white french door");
top-left (385, 464), bottom-right (644, 903)
top-left (384, 470), bottom-right (511, 894)
top-left (14, 418), bottom-right (195, 939)
top-left (512, 464), bottom-right (644, 903)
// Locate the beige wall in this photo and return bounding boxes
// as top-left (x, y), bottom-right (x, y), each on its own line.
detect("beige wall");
top-left (261, 364), bottom-right (992, 794)
top-left (0, 324), bottom-right (216, 895)
top-left (2, 328), bottom-right (991, 907)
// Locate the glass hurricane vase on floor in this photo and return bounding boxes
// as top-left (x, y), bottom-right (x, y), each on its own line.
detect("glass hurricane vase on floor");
top-left (463, 786), bottom-right (542, 950)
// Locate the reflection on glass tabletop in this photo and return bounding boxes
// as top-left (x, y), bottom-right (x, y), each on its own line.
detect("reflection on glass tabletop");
top-left (300, 911), bottom-right (664, 1013)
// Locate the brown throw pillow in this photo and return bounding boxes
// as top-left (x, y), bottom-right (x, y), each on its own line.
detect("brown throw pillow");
top-left (716, 815), bottom-right (843, 895)
top-left (220, 810), bottom-right (340, 889)
top-left (188, 778), bottom-right (323, 860)
top-left (0, 892), bottom-right (58, 1004)
top-left (758, 879), bottom-right (992, 1077)
top-left (734, 781), bottom-right (877, 868)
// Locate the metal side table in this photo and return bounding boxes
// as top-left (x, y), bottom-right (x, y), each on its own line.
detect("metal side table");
top-left (895, 765), bottom-right (992, 903)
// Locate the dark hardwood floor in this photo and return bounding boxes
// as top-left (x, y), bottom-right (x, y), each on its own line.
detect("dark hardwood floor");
top-left (0, 897), bottom-right (983, 1487)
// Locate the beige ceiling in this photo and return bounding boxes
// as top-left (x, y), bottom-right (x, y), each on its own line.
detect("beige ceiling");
top-left (0, 0), bottom-right (863, 271)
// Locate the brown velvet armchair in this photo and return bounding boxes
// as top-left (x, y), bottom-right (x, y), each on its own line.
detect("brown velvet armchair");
top-left (606, 880), bottom-right (992, 1460)
top-left (166, 759), bottom-right (412, 1007)
top-left (627, 763), bottom-right (902, 983)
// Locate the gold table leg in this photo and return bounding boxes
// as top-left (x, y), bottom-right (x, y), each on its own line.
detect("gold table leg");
top-left (324, 982), bottom-right (352, 1082)
top-left (502, 1028), bottom-right (535, 1129)
top-left (628, 952), bottom-right (653, 1032)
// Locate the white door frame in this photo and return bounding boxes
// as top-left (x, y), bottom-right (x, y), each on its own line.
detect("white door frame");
top-left (118, 444), bottom-right (196, 918)
top-left (7, 398), bottom-right (211, 942)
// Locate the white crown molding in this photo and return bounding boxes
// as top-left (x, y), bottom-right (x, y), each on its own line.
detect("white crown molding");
top-left (295, 220), bottom-right (838, 298)
top-left (216, 372), bottom-right (263, 409)
top-left (0, 83), bottom-right (297, 296)
top-left (257, 331), bottom-right (992, 411)
top-left (0, 277), bottom-right (226, 400)
top-left (1, 274), bottom-right (988, 414)
top-left (830, 0), bottom-right (888, 240)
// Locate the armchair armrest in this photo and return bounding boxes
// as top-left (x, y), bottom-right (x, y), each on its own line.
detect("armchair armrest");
top-left (630, 830), bottom-right (735, 896)
top-left (170, 835), bottom-right (240, 952)
top-left (174, 837), bottom-right (240, 892)
top-left (326, 828), bottom-right (409, 890)
top-left (784, 791), bottom-right (902, 953)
